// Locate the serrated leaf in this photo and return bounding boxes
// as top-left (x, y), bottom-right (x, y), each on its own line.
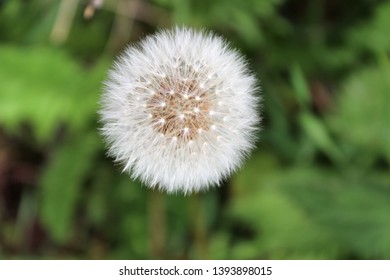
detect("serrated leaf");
top-left (0, 46), bottom-right (106, 143)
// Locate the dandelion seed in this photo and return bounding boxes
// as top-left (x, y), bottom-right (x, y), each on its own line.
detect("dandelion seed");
top-left (99, 27), bottom-right (260, 194)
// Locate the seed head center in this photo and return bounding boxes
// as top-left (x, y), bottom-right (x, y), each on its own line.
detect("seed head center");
top-left (147, 78), bottom-right (212, 141)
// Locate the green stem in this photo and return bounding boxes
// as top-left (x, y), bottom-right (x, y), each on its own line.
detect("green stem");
top-left (148, 189), bottom-right (166, 259)
top-left (191, 194), bottom-right (208, 259)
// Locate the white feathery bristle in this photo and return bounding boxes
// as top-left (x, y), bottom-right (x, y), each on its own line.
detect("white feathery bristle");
top-left (99, 26), bottom-right (261, 194)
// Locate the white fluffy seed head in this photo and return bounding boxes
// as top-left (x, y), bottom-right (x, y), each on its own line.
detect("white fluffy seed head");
top-left (99, 27), bottom-right (261, 194)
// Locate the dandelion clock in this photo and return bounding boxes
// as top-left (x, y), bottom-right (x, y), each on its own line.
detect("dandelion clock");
top-left (99, 27), bottom-right (260, 194)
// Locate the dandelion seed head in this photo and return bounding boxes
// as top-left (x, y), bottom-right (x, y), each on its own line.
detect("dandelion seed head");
top-left (99, 27), bottom-right (260, 194)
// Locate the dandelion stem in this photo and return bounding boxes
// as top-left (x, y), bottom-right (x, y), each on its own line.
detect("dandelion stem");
top-left (148, 189), bottom-right (166, 259)
top-left (191, 194), bottom-right (209, 259)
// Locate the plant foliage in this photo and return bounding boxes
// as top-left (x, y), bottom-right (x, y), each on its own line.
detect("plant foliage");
top-left (0, 0), bottom-right (389, 260)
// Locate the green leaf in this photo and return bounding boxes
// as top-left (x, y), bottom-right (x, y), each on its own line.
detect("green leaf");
top-left (230, 178), bottom-right (337, 259)
top-left (39, 131), bottom-right (101, 243)
top-left (348, 2), bottom-right (390, 53)
top-left (0, 46), bottom-right (107, 143)
top-left (290, 64), bottom-right (310, 107)
top-left (231, 156), bottom-right (390, 259)
top-left (328, 65), bottom-right (390, 164)
top-left (282, 169), bottom-right (390, 259)
top-left (299, 112), bottom-right (343, 163)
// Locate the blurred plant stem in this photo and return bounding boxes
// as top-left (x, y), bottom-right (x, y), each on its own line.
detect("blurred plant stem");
top-left (50, 0), bottom-right (79, 44)
top-left (105, 0), bottom-right (139, 54)
top-left (148, 189), bottom-right (166, 259)
top-left (191, 194), bottom-right (209, 259)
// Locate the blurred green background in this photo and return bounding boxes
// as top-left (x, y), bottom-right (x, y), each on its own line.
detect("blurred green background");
top-left (0, 0), bottom-right (389, 260)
